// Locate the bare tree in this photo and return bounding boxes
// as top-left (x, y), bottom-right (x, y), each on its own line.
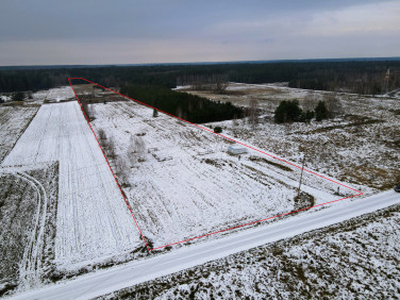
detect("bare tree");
top-left (128, 136), bottom-right (136, 164)
top-left (81, 100), bottom-right (89, 118)
top-left (249, 97), bottom-right (259, 130)
top-left (231, 114), bottom-right (239, 135)
top-left (129, 135), bottom-right (147, 163)
top-left (136, 136), bottom-right (146, 160)
top-left (115, 155), bottom-right (130, 186)
top-left (324, 93), bottom-right (343, 118)
top-left (80, 95), bottom-right (94, 121)
top-left (302, 91), bottom-right (318, 112)
top-left (212, 74), bottom-right (229, 94)
top-left (178, 73), bottom-right (229, 93)
top-left (106, 137), bottom-right (116, 158)
top-left (98, 128), bottom-right (107, 141)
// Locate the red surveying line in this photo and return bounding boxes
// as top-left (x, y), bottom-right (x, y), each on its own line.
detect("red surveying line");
top-left (68, 77), bottom-right (363, 252)
top-left (68, 78), bottom-right (151, 252)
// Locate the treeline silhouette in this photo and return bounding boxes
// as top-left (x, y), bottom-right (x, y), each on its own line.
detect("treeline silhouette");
top-left (120, 85), bottom-right (244, 123)
top-left (1, 60), bottom-right (399, 94)
top-left (287, 60), bottom-right (400, 94)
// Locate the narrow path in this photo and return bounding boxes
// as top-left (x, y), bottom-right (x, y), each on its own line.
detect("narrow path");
top-left (0, 169), bottom-right (49, 290)
top-left (14, 171), bottom-right (48, 290)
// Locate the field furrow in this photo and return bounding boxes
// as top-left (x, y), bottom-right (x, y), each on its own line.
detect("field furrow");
top-left (2, 102), bottom-right (141, 270)
top-left (90, 99), bottom-right (343, 248)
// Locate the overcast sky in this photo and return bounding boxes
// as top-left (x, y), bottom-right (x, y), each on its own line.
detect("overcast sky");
top-left (0, 0), bottom-right (399, 66)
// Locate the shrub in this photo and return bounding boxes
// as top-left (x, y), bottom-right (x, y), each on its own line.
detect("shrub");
top-left (305, 110), bottom-right (315, 121)
top-left (153, 109), bottom-right (159, 117)
top-left (315, 101), bottom-right (328, 121)
top-left (274, 100), bottom-right (303, 123)
top-left (97, 129), bottom-right (107, 140)
top-left (12, 92), bottom-right (25, 101)
top-left (214, 126), bottom-right (222, 133)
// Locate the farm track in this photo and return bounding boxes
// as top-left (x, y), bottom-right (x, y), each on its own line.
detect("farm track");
top-left (0, 169), bottom-right (47, 290)
top-left (14, 171), bottom-right (48, 289)
top-left (2, 102), bottom-right (141, 270)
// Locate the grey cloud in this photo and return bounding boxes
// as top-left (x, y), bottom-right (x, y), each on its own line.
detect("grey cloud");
top-left (0, 0), bottom-right (397, 65)
top-left (0, 0), bottom-right (387, 41)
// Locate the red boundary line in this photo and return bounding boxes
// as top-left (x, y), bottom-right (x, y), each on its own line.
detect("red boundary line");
top-left (68, 77), bottom-right (363, 252)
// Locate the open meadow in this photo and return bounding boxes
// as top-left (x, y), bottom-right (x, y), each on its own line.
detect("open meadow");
top-left (0, 81), bottom-right (397, 296)
top-left (87, 90), bottom-right (358, 249)
top-left (185, 83), bottom-right (400, 192)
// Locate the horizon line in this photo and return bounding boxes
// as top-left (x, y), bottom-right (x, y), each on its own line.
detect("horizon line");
top-left (1, 56), bottom-right (400, 70)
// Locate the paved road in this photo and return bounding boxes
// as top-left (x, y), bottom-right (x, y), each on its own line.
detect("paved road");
top-left (11, 191), bottom-right (400, 300)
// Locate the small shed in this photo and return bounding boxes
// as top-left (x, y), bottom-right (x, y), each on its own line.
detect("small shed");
top-left (228, 145), bottom-right (248, 155)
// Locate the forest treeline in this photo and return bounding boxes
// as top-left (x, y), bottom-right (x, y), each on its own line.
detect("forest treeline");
top-left (1, 60), bottom-right (399, 94)
top-left (120, 85), bottom-right (244, 123)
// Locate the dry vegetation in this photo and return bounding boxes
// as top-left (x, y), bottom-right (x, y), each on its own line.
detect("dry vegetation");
top-left (100, 204), bottom-right (400, 299)
top-left (0, 104), bottom-right (39, 162)
top-left (1, 83), bottom-right (398, 297)
top-left (0, 163), bottom-right (59, 296)
top-left (187, 83), bottom-right (400, 191)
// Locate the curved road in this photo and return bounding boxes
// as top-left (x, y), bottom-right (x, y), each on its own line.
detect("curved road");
top-left (11, 190), bottom-right (400, 300)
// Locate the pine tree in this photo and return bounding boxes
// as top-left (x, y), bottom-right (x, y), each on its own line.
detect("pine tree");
top-left (315, 101), bottom-right (328, 121)
top-left (12, 91), bottom-right (25, 101)
top-left (274, 100), bottom-right (303, 123)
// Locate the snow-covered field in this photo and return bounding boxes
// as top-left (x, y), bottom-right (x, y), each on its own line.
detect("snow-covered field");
top-left (187, 83), bottom-right (400, 192)
top-left (90, 100), bottom-right (355, 249)
top-left (0, 105), bottom-right (39, 162)
top-left (0, 163), bottom-right (59, 292)
top-left (10, 190), bottom-right (400, 299)
top-left (1, 102), bottom-right (141, 272)
top-left (104, 200), bottom-right (400, 299)
top-left (2, 82), bottom-right (397, 297)
top-left (32, 86), bottom-right (75, 103)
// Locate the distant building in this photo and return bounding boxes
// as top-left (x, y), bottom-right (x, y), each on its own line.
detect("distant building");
top-left (228, 145), bottom-right (248, 155)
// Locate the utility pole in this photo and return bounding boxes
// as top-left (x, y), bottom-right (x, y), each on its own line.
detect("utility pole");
top-left (297, 153), bottom-right (306, 198)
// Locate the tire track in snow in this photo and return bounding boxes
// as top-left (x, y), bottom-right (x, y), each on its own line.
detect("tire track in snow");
top-left (8, 171), bottom-right (48, 289)
top-left (2, 102), bottom-right (140, 271)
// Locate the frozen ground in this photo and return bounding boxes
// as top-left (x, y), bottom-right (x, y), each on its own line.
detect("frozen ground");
top-left (3, 81), bottom-right (398, 297)
top-left (187, 83), bottom-right (400, 191)
top-left (32, 86), bottom-right (75, 103)
top-left (180, 82), bottom-right (305, 110)
top-left (0, 105), bottom-right (39, 162)
top-left (10, 190), bottom-right (400, 299)
top-left (104, 197), bottom-right (400, 299)
top-left (0, 163), bottom-right (59, 294)
top-left (2, 82), bottom-right (397, 297)
top-left (89, 99), bottom-right (357, 249)
top-left (1, 102), bottom-right (141, 272)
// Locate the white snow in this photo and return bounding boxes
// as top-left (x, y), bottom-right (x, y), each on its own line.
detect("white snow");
top-left (1, 102), bottom-right (141, 270)
top-left (0, 105), bottom-right (39, 162)
top-left (3, 82), bottom-right (398, 298)
top-left (89, 100), bottom-right (354, 249)
top-left (10, 190), bottom-right (400, 300)
top-left (32, 86), bottom-right (75, 102)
